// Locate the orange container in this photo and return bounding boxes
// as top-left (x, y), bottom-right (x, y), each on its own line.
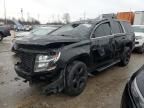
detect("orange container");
top-left (116, 12), bottom-right (135, 24)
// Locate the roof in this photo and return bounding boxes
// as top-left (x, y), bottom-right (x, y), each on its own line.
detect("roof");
top-left (72, 18), bottom-right (109, 24)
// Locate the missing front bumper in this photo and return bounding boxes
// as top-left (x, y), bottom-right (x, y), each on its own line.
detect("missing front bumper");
top-left (15, 65), bottom-right (65, 94)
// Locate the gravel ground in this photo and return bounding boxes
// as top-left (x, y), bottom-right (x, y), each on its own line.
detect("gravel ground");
top-left (0, 36), bottom-right (144, 108)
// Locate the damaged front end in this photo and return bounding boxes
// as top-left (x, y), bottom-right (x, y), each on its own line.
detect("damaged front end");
top-left (14, 42), bottom-right (66, 94)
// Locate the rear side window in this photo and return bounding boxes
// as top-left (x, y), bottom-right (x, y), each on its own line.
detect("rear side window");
top-left (121, 21), bottom-right (134, 33)
top-left (94, 22), bottom-right (111, 37)
top-left (112, 21), bottom-right (124, 34)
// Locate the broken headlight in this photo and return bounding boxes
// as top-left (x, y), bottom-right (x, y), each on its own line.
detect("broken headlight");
top-left (34, 52), bottom-right (61, 72)
top-left (131, 78), bottom-right (144, 107)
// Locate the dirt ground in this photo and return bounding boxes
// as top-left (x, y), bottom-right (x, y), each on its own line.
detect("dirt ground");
top-left (0, 36), bottom-right (144, 108)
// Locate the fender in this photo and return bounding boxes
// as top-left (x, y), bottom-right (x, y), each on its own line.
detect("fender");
top-left (57, 40), bottom-right (91, 68)
top-left (122, 40), bottom-right (133, 51)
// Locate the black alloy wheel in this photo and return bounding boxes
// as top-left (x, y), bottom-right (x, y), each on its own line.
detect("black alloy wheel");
top-left (120, 47), bottom-right (131, 66)
top-left (64, 61), bottom-right (88, 96)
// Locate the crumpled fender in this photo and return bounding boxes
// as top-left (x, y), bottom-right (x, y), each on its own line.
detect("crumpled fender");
top-left (57, 40), bottom-right (91, 68)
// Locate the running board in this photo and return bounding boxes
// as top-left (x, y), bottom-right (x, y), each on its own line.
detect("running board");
top-left (96, 60), bottom-right (120, 72)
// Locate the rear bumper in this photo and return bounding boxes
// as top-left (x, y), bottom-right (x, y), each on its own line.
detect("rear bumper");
top-left (3, 31), bottom-right (11, 37)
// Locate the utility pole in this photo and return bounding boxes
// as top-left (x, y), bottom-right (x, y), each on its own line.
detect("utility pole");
top-left (21, 8), bottom-right (23, 21)
top-left (37, 14), bottom-right (40, 21)
top-left (83, 11), bottom-right (86, 21)
top-left (57, 14), bottom-right (60, 23)
top-left (27, 12), bottom-right (30, 21)
top-left (3, 0), bottom-right (7, 24)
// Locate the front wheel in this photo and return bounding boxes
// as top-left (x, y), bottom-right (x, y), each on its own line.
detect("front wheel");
top-left (64, 61), bottom-right (88, 96)
top-left (119, 47), bottom-right (131, 66)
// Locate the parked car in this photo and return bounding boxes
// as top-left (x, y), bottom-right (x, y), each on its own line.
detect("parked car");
top-left (0, 25), bottom-right (11, 41)
top-left (23, 25), bottom-right (32, 31)
top-left (13, 25), bottom-right (61, 40)
top-left (13, 18), bottom-right (135, 96)
top-left (133, 25), bottom-right (144, 53)
top-left (121, 64), bottom-right (144, 108)
top-left (11, 26), bottom-right (60, 52)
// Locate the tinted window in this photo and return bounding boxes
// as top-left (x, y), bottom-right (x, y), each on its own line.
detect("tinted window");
top-left (94, 22), bottom-right (111, 37)
top-left (112, 21), bottom-right (124, 33)
top-left (122, 22), bottom-right (134, 33)
top-left (94, 24), bottom-right (104, 37)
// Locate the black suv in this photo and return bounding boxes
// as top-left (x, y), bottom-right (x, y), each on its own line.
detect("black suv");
top-left (14, 18), bottom-right (135, 96)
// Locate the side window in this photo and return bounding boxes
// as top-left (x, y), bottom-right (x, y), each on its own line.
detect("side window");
top-left (94, 22), bottom-right (111, 37)
top-left (102, 23), bottom-right (112, 35)
top-left (112, 21), bottom-right (124, 34)
top-left (94, 24), bottom-right (105, 37)
top-left (122, 22), bottom-right (134, 33)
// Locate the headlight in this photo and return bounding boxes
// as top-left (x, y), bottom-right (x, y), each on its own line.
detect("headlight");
top-left (131, 78), bottom-right (144, 107)
top-left (34, 52), bottom-right (61, 72)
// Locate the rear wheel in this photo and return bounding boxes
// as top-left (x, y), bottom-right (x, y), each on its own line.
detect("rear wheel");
top-left (0, 34), bottom-right (3, 41)
top-left (119, 47), bottom-right (131, 66)
top-left (64, 61), bottom-right (88, 96)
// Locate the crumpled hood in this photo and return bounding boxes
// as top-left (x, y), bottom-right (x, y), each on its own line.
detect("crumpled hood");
top-left (15, 35), bottom-right (81, 45)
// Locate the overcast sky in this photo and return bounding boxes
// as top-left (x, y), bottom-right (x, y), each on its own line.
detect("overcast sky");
top-left (0, 0), bottom-right (144, 23)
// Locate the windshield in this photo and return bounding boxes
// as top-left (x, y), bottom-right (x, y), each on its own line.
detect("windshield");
top-left (133, 26), bottom-right (144, 33)
top-left (50, 23), bottom-right (93, 38)
top-left (31, 27), bottom-right (56, 36)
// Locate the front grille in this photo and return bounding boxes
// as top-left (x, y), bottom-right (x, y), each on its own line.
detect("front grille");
top-left (19, 53), bottom-right (35, 72)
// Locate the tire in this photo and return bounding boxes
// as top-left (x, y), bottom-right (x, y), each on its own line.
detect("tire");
top-left (119, 47), bottom-right (131, 66)
top-left (64, 61), bottom-right (88, 96)
top-left (139, 44), bottom-right (144, 54)
top-left (0, 34), bottom-right (3, 41)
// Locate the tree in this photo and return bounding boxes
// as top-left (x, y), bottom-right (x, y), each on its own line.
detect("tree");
top-left (62, 13), bottom-right (70, 24)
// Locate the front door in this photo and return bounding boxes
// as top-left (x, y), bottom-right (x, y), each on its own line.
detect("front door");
top-left (90, 21), bottom-right (115, 65)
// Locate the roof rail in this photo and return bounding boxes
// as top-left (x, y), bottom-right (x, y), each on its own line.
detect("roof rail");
top-left (96, 13), bottom-right (116, 20)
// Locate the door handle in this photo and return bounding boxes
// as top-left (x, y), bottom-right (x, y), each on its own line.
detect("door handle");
top-left (91, 45), bottom-right (99, 51)
top-left (91, 47), bottom-right (97, 51)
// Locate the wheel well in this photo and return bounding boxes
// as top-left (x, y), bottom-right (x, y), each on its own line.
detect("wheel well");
top-left (70, 54), bottom-right (90, 67)
top-left (125, 42), bottom-right (133, 49)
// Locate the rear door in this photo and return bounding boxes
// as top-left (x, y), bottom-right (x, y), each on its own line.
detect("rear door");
top-left (121, 21), bottom-right (135, 50)
top-left (90, 21), bottom-right (114, 64)
top-left (110, 20), bottom-right (126, 57)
